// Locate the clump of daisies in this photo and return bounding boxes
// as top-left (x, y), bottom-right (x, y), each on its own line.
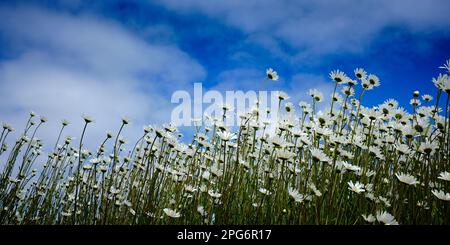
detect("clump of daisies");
top-left (0, 60), bottom-right (449, 225)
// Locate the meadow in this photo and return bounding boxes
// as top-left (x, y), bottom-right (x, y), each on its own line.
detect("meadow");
top-left (0, 60), bottom-right (449, 225)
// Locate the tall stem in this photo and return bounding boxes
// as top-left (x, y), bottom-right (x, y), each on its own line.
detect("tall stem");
top-left (73, 122), bottom-right (88, 224)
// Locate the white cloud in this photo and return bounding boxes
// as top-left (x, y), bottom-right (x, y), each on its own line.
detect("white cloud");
top-left (0, 6), bottom-right (206, 152)
top-left (156, 0), bottom-right (450, 59)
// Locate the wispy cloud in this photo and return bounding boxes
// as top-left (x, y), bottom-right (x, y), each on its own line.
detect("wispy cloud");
top-left (156, 0), bottom-right (450, 60)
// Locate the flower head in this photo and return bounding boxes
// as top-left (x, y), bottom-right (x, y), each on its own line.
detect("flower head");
top-left (121, 117), bottom-right (130, 125)
top-left (438, 171), bottom-right (450, 182)
top-left (431, 190), bottom-right (450, 201)
top-left (62, 119), bottom-right (70, 126)
top-left (439, 59), bottom-right (450, 73)
top-left (376, 211), bottom-right (399, 225)
top-left (208, 190), bottom-right (222, 198)
top-left (348, 180), bottom-right (365, 194)
top-left (276, 91), bottom-right (290, 100)
top-left (330, 70), bottom-right (348, 84)
top-left (284, 102), bottom-right (295, 113)
top-left (259, 188), bottom-right (272, 196)
top-left (395, 173), bottom-right (419, 186)
top-left (266, 68), bottom-right (279, 81)
top-left (288, 187), bottom-right (304, 203)
top-left (354, 68), bottom-right (367, 80)
top-left (361, 214), bottom-right (376, 223)
top-left (163, 208), bottom-right (181, 218)
top-left (310, 148), bottom-right (330, 163)
top-left (217, 131), bottom-right (236, 142)
top-left (277, 149), bottom-right (294, 161)
top-left (82, 115), bottom-right (94, 124)
top-left (308, 89), bottom-right (323, 102)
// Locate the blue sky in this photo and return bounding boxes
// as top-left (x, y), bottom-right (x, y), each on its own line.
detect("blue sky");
top-left (0, 0), bottom-right (449, 149)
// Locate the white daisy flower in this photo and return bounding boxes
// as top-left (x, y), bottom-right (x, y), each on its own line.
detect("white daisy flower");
top-left (288, 187), bottom-right (304, 203)
top-left (395, 173), bottom-right (419, 186)
top-left (82, 115), bottom-right (94, 124)
top-left (197, 206), bottom-right (207, 216)
top-left (431, 190), bottom-right (450, 201)
top-left (208, 190), bottom-right (222, 198)
top-left (361, 214), bottom-right (376, 223)
top-left (217, 131), bottom-right (236, 142)
top-left (330, 69), bottom-right (348, 84)
top-left (437, 171), bottom-right (450, 182)
top-left (275, 91), bottom-right (290, 100)
top-left (354, 68), bottom-right (367, 80)
top-left (376, 211), bottom-right (399, 225)
top-left (259, 188), bottom-right (272, 196)
top-left (348, 180), bottom-right (365, 194)
top-left (266, 68), bottom-right (279, 81)
top-left (439, 59), bottom-right (450, 73)
top-left (163, 208), bottom-right (181, 218)
top-left (308, 89), bottom-right (324, 102)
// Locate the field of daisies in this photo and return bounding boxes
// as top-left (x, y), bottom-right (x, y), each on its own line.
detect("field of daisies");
top-left (1, 60), bottom-right (449, 225)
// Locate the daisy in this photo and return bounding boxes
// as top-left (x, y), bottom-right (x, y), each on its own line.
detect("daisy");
top-left (342, 86), bottom-right (355, 97)
top-left (163, 208), bottom-right (181, 218)
top-left (308, 183), bottom-right (322, 197)
top-left (437, 171), bottom-right (450, 182)
top-left (409, 98), bottom-right (421, 107)
top-left (269, 135), bottom-right (286, 148)
top-left (298, 101), bottom-right (311, 110)
top-left (259, 188), bottom-right (272, 196)
top-left (376, 211), bottom-right (399, 225)
top-left (348, 180), bottom-right (365, 194)
top-left (354, 68), bottom-right (367, 80)
top-left (266, 68), bottom-right (279, 81)
top-left (418, 140), bottom-right (438, 155)
top-left (310, 148), bottom-right (330, 163)
top-left (82, 115), bottom-right (94, 124)
top-left (276, 91), bottom-right (290, 101)
top-left (367, 74), bottom-right (381, 87)
top-left (431, 190), bottom-right (450, 201)
top-left (288, 187), bottom-right (304, 203)
top-left (332, 92), bottom-right (343, 103)
top-left (210, 166), bottom-right (223, 177)
top-left (439, 59), bottom-right (450, 73)
top-left (106, 131), bottom-right (114, 138)
top-left (197, 206), bottom-right (207, 216)
top-left (62, 119), bottom-right (70, 126)
top-left (395, 173), bottom-right (419, 186)
top-left (217, 131), bottom-right (236, 142)
top-left (284, 102), bottom-right (295, 113)
top-left (361, 214), bottom-right (376, 223)
top-left (121, 117), bottom-right (130, 125)
top-left (347, 79), bottom-right (358, 86)
top-left (276, 149), bottom-right (294, 161)
top-left (308, 89), bottom-right (324, 102)
top-left (433, 74), bottom-right (450, 93)
top-left (184, 185), bottom-right (197, 193)
top-left (394, 143), bottom-right (412, 155)
top-left (342, 161), bottom-right (361, 172)
top-left (329, 70), bottom-right (347, 84)
top-left (208, 190), bottom-right (222, 198)
top-left (2, 123), bottom-right (14, 132)
top-left (361, 78), bottom-right (374, 90)
top-left (163, 123), bottom-right (178, 133)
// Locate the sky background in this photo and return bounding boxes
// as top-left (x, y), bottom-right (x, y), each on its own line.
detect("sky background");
top-left (0, 0), bottom-right (450, 152)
